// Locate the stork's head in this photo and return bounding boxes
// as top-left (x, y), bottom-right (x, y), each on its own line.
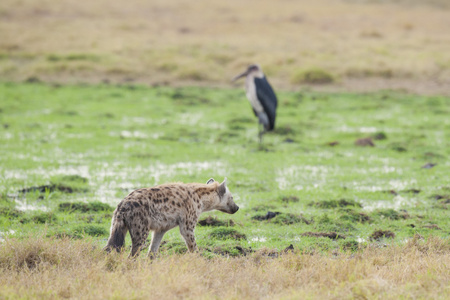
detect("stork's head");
top-left (232, 64), bottom-right (263, 82)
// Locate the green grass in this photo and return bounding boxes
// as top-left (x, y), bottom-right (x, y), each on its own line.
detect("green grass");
top-left (0, 82), bottom-right (449, 254)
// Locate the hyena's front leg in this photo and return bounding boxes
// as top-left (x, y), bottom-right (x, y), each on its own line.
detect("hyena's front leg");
top-left (179, 221), bottom-right (198, 252)
top-left (147, 230), bottom-right (167, 259)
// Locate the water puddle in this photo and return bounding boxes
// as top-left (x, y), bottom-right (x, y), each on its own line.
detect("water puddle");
top-left (356, 237), bottom-right (366, 243)
top-left (360, 195), bottom-right (418, 211)
top-left (120, 116), bottom-right (168, 126)
top-left (336, 125), bottom-right (379, 133)
top-left (118, 130), bottom-right (149, 139)
top-left (14, 200), bottom-right (49, 212)
top-left (93, 161), bottom-right (227, 203)
top-left (176, 112), bottom-right (203, 126)
top-left (276, 165), bottom-right (335, 190)
top-left (250, 236), bottom-right (267, 242)
top-left (353, 179), bottom-right (417, 193)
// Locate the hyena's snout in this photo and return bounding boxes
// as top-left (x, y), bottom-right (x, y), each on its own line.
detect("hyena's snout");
top-left (230, 203), bottom-right (239, 214)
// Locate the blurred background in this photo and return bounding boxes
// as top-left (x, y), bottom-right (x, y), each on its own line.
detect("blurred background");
top-left (1, 0), bottom-right (449, 95)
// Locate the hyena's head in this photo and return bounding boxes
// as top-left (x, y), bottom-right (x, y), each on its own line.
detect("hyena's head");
top-left (207, 177), bottom-right (239, 214)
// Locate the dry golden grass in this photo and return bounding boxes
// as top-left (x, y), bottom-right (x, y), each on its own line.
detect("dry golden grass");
top-left (0, 236), bottom-right (449, 299)
top-left (0, 0), bottom-right (449, 94)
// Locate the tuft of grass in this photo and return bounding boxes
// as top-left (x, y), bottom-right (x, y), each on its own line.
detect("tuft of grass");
top-left (389, 142), bottom-right (408, 152)
top-left (0, 207), bottom-right (23, 218)
top-left (209, 245), bottom-right (253, 257)
top-left (272, 125), bottom-right (296, 136)
top-left (291, 68), bottom-right (335, 84)
top-left (372, 132), bottom-right (388, 140)
top-left (301, 232), bottom-right (346, 240)
top-left (58, 201), bottom-right (114, 213)
top-left (341, 240), bottom-right (360, 251)
top-left (18, 175), bottom-right (89, 195)
top-left (208, 227), bottom-right (246, 240)
top-left (46, 53), bottom-right (102, 62)
top-left (279, 195), bottom-right (300, 203)
top-left (309, 199), bottom-right (362, 209)
top-left (21, 212), bottom-right (58, 224)
top-left (339, 209), bottom-right (371, 223)
top-left (160, 241), bottom-right (188, 254)
top-left (176, 68), bottom-right (207, 81)
top-left (272, 213), bottom-right (311, 225)
top-left (73, 225), bottom-right (108, 237)
top-left (198, 216), bottom-right (234, 227)
top-left (373, 209), bottom-right (409, 220)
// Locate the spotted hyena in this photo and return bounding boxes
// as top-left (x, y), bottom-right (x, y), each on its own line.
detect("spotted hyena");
top-left (104, 178), bottom-right (239, 257)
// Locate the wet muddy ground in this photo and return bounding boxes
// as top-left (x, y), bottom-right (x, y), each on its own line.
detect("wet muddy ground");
top-left (0, 83), bottom-right (449, 254)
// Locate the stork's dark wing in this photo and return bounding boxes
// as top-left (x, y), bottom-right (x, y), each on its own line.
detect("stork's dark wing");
top-left (254, 76), bottom-right (278, 130)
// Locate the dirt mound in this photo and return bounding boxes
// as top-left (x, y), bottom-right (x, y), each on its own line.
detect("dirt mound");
top-left (208, 228), bottom-right (246, 240)
top-left (369, 230), bottom-right (395, 240)
top-left (198, 216), bottom-right (235, 227)
top-left (251, 211), bottom-right (281, 221)
top-left (212, 246), bottom-right (253, 257)
top-left (355, 137), bottom-right (375, 147)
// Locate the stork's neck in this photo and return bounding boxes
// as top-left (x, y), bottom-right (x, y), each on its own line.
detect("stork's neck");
top-left (245, 71), bottom-right (264, 87)
top-left (251, 70), bottom-right (264, 79)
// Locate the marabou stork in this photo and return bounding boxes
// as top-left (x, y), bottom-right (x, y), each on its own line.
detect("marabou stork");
top-left (232, 64), bottom-right (278, 143)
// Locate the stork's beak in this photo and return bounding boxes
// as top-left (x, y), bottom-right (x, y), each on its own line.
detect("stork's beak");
top-left (232, 70), bottom-right (248, 82)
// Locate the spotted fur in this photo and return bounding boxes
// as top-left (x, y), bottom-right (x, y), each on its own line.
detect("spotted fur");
top-left (103, 178), bottom-right (238, 258)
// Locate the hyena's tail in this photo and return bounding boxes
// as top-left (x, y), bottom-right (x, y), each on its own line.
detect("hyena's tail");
top-left (103, 215), bottom-right (128, 253)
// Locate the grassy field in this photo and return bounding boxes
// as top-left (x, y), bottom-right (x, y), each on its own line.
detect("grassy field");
top-left (1, 0), bottom-right (450, 94)
top-left (0, 82), bottom-right (449, 298)
top-left (1, 1), bottom-right (449, 298)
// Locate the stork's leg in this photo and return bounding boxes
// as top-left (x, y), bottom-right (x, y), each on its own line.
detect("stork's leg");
top-left (257, 112), bottom-right (269, 144)
top-left (257, 122), bottom-right (263, 143)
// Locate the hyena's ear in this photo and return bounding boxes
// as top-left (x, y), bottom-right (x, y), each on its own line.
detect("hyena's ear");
top-left (206, 178), bottom-right (215, 184)
top-left (218, 177), bottom-right (227, 197)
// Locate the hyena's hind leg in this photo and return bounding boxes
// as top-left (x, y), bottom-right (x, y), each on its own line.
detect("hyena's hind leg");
top-left (129, 227), bottom-right (151, 258)
top-left (147, 230), bottom-right (168, 259)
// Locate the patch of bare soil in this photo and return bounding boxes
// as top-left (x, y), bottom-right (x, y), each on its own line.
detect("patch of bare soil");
top-left (327, 141), bottom-right (339, 146)
top-left (423, 224), bottom-right (442, 230)
top-left (355, 137), bottom-right (375, 147)
top-left (422, 163), bottom-right (437, 169)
